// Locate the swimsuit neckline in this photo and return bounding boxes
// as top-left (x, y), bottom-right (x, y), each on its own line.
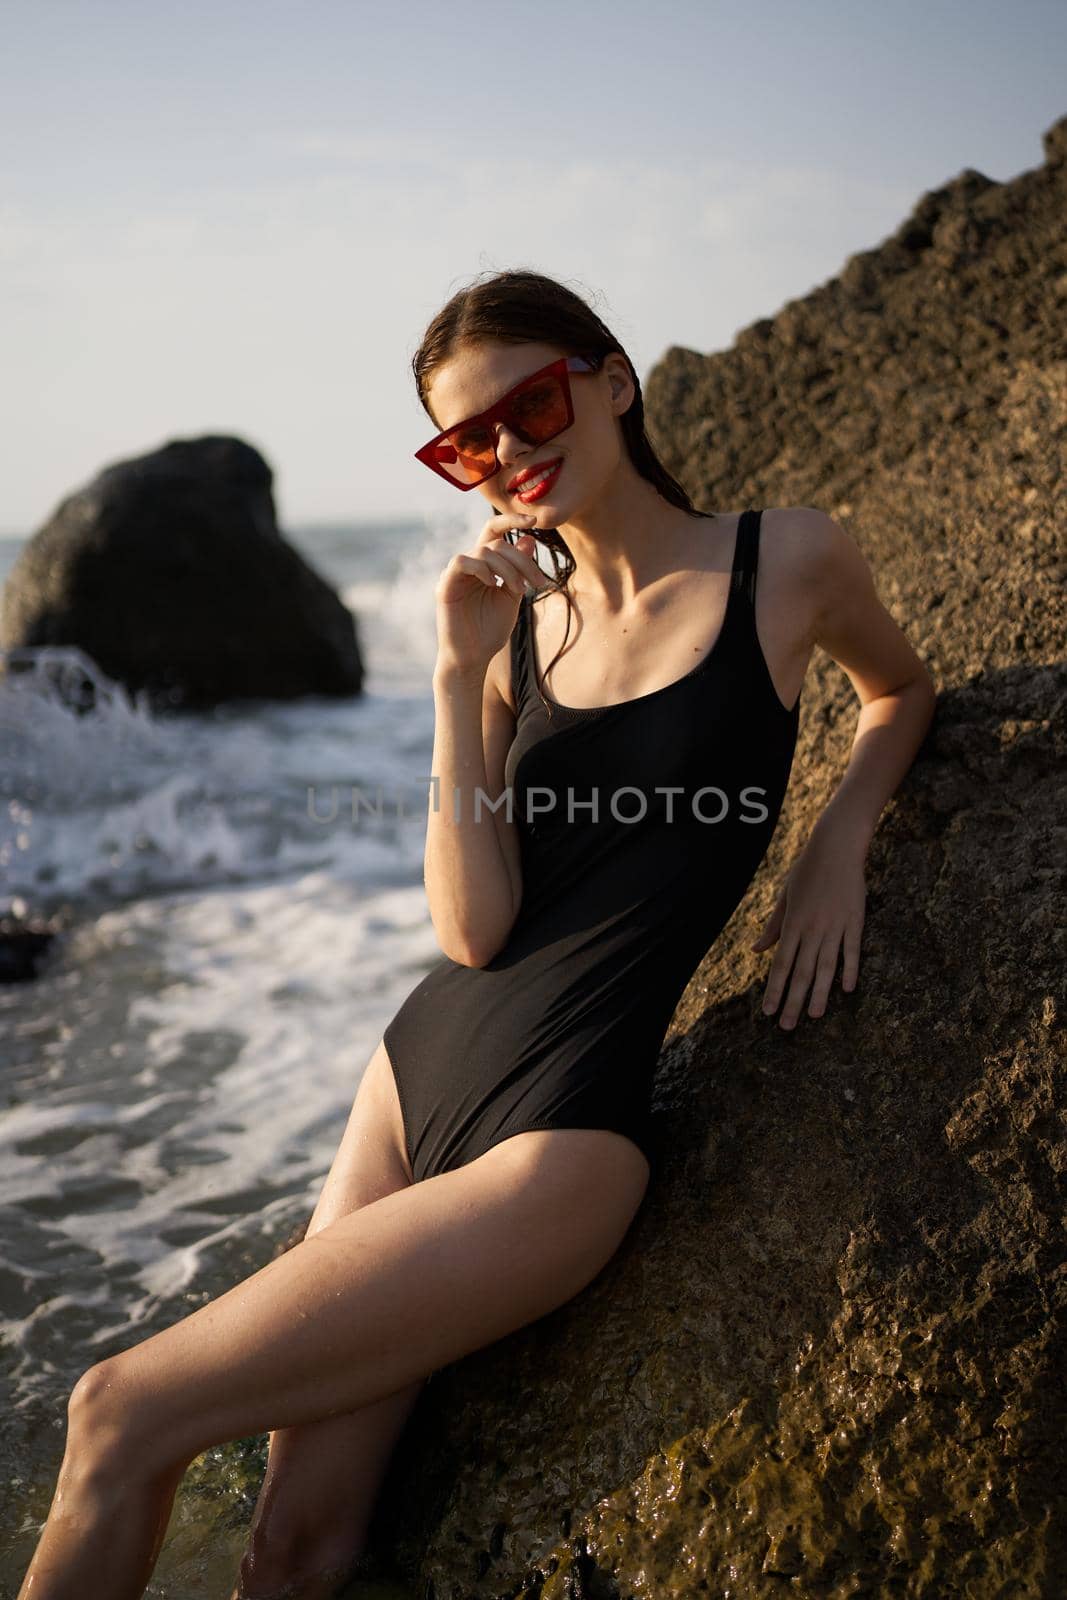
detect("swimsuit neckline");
top-left (524, 515), bottom-right (744, 719)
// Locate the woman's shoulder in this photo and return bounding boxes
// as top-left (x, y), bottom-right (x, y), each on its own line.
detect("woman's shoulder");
top-left (747, 506), bottom-right (848, 672)
top-left (758, 504), bottom-right (846, 592)
top-left (692, 503), bottom-right (830, 565)
top-left (758, 502), bottom-right (834, 549)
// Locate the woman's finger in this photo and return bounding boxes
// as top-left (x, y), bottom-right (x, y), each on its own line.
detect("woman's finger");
top-left (480, 529), bottom-right (549, 589)
top-left (775, 931), bottom-right (820, 1030)
top-left (761, 919), bottom-right (802, 1016)
top-left (443, 553), bottom-right (494, 590)
top-left (476, 509), bottom-right (550, 570)
top-left (806, 933), bottom-right (842, 1019)
top-left (445, 549), bottom-right (525, 599)
top-left (504, 533), bottom-right (553, 587)
top-left (467, 524), bottom-right (543, 595)
top-left (477, 547), bottom-right (529, 597)
top-left (443, 552), bottom-right (516, 595)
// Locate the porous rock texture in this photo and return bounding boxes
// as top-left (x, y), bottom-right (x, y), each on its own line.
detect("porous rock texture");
top-left (0, 435), bottom-right (363, 712)
top-left (281, 119), bottom-right (1066, 1597)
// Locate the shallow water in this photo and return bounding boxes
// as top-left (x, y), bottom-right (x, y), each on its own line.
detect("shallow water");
top-left (0, 515), bottom-right (471, 1595)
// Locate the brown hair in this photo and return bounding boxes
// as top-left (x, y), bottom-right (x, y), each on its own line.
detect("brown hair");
top-left (412, 267), bottom-right (715, 715)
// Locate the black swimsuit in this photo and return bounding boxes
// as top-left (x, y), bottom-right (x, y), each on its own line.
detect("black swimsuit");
top-left (383, 508), bottom-right (800, 1183)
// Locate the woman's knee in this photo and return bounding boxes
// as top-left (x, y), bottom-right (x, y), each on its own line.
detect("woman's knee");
top-left (68, 1361), bottom-right (124, 1439)
top-left (68, 1359), bottom-right (191, 1478)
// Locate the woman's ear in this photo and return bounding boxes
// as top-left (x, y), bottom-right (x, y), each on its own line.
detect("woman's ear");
top-left (603, 353), bottom-right (634, 411)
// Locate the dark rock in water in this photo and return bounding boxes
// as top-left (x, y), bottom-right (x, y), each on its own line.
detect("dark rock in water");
top-left (0, 915), bottom-right (58, 981)
top-left (0, 435), bottom-right (364, 714)
top-left (345, 117), bottom-right (1062, 1596)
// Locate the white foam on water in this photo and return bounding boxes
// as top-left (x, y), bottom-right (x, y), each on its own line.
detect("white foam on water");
top-left (0, 517), bottom-right (464, 912)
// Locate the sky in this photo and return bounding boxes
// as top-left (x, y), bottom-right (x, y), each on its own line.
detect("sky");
top-left (2, 0), bottom-right (1064, 536)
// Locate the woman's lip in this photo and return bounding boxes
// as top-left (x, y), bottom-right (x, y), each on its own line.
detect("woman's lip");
top-left (513, 460), bottom-right (563, 502)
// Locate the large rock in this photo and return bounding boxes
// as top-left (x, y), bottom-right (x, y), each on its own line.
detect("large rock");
top-left (0, 435), bottom-right (364, 712)
top-left (260, 119), bottom-right (1065, 1597)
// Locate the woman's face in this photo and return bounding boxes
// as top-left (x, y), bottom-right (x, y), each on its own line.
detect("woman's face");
top-left (424, 340), bottom-right (634, 528)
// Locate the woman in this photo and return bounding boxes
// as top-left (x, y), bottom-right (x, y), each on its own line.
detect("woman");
top-left (19, 269), bottom-right (936, 1599)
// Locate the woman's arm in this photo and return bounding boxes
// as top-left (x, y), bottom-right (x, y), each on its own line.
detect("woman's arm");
top-left (754, 508), bottom-right (938, 1027)
top-left (803, 507), bottom-right (938, 857)
top-left (422, 518), bottom-right (544, 967)
top-left (425, 648), bottom-right (523, 968)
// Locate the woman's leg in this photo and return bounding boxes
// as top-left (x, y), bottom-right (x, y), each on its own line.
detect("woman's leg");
top-left (21, 1039), bottom-right (424, 1600)
top-left (18, 1100), bottom-right (650, 1600)
top-left (229, 1040), bottom-right (427, 1598)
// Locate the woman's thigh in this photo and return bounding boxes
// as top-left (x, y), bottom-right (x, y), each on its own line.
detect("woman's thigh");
top-left (243, 1059), bottom-right (649, 1540)
top-left (306, 1037), bottom-right (415, 1224)
top-left (468, 1123), bottom-right (650, 1222)
top-left (77, 1117), bottom-right (651, 1471)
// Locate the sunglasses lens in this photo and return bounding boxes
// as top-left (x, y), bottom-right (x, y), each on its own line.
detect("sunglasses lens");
top-left (432, 426), bottom-right (497, 488)
top-left (432, 372), bottom-right (570, 486)
top-left (507, 374), bottom-right (570, 442)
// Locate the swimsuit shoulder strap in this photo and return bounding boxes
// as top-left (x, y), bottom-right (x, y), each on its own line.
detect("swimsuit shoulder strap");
top-left (711, 507), bottom-right (761, 657)
top-left (731, 507), bottom-right (762, 608)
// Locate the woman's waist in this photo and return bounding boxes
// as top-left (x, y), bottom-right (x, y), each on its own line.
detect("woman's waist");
top-left (496, 862), bottom-right (746, 977)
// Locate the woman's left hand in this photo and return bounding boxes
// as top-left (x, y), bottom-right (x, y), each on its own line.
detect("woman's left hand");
top-left (750, 824), bottom-right (867, 1029)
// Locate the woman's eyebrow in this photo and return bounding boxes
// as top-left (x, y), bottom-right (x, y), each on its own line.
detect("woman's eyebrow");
top-left (444, 395), bottom-right (495, 431)
top-left (443, 372), bottom-right (526, 431)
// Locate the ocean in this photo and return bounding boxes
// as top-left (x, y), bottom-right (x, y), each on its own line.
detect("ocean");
top-left (0, 514), bottom-right (475, 1595)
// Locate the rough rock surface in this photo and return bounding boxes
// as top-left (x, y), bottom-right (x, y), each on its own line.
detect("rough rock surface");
top-left (270, 119), bottom-right (1065, 1597)
top-left (0, 435), bottom-right (363, 712)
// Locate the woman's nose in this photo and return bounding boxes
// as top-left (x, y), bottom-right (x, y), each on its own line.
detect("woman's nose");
top-left (493, 422), bottom-right (530, 466)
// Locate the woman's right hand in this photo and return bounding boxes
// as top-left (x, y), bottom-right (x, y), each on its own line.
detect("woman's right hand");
top-left (434, 511), bottom-right (551, 677)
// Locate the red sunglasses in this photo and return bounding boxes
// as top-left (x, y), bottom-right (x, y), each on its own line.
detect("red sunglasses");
top-left (414, 353), bottom-right (602, 490)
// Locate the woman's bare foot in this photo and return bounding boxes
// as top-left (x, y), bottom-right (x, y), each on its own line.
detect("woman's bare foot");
top-left (228, 1546), bottom-right (375, 1600)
